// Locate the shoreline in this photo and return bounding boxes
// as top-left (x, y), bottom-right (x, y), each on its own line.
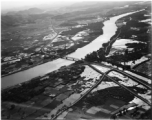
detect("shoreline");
top-left (1, 57), bottom-right (59, 78)
top-left (1, 15), bottom-right (115, 78)
top-left (2, 29), bottom-right (104, 78)
top-left (2, 11), bottom-right (141, 90)
top-left (1, 33), bottom-right (102, 89)
top-left (1, 62), bottom-right (85, 91)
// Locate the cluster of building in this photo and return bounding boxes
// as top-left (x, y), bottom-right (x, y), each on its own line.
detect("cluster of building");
top-left (1, 51), bottom-right (57, 76)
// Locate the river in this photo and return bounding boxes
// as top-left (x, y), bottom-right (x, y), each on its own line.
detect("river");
top-left (2, 11), bottom-right (140, 89)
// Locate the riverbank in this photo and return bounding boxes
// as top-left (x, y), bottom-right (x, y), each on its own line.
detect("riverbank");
top-left (1, 57), bottom-right (60, 78)
top-left (1, 35), bottom-right (100, 78)
top-left (2, 61), bottom-right (86, 91)
top-left (2, 64), bottom-right (103, 119)
top-left (2, 11), bottom-right (139, 89)
top-left (84, 9), bottom-right (150, 73)
top-left (2, 25), bottom-right (104, 78)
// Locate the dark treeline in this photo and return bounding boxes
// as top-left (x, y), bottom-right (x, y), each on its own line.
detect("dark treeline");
top-left (80, 86), bottom-right (135, 107)
top-left (85, 42), bottom-right (148, 70)
top-left (61, 21), bottom-right (104, 36)
top-left (59, 22), bottom-right (78, 27)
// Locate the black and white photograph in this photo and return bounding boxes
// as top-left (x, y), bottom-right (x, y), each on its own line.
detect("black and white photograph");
top-left (1, 0), bottom-right (151, 119)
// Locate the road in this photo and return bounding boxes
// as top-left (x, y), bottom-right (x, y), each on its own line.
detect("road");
top-left (107, 68), bottom-right (151, 90)
top-left (51, 56), bottom-right (151, 120)
top-left (41, 20), bottom-right (59, 54)
top-left (62, 56), bottom-right (151, 89)
top-left (86, 63), bottom-right (151, 105)
top-left (41, 33), bottom-right (59, 54)
top-left (41, 23), bottom-right (77, 55)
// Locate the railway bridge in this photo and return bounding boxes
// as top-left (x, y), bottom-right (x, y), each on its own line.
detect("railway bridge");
top-left (62, 56), bottom-right (80, 61)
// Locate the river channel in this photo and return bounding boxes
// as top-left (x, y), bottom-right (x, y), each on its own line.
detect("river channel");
top-left (2, 11), bottom-right (139, 89)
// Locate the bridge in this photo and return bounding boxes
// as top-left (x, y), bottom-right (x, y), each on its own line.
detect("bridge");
top-left (62, 56), bottom-right (80, 61)
top-left (62, 56), bottom-right (151, 90)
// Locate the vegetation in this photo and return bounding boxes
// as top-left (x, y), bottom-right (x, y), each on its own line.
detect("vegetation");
top-left (2, 65), bottom-right (85, 103)
top-left (84, 9), bottom-right (150, 72)
top-left (140, 108), bottom-right (151, 119)
top-left (61, 21), bottom-right (104, 36)
top-left (76, 86), bottom-right (135, 107)
top-left (59, 21), bottom-right (78, 27)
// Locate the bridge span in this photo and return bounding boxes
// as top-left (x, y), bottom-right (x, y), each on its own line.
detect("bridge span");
top-left (62, 56), bottom-right (80, 61)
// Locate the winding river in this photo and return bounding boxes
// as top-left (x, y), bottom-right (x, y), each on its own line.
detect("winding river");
top-left (2, 11), bottom-right (140, 89)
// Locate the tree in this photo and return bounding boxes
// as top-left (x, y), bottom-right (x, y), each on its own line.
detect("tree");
top-left (51, 114), bottom-right (54, 118)
top-left (102, 42), bottom-right (109, 48)
top-left (85, 51), bottom-right (99, 62)
top-left (98, 48), bottom-right (105, 61)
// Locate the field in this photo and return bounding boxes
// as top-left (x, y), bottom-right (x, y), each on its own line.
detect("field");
top-left (2, 64), bottom-right (104, 119)
top-left (133, 60), bottom-right (151, 77)
top-left (1, 18), bottom-right (53, 57)
top-left (64, 98), bottom-right (126, 120)
top-left (56, 69), bottom-right (150, 119)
